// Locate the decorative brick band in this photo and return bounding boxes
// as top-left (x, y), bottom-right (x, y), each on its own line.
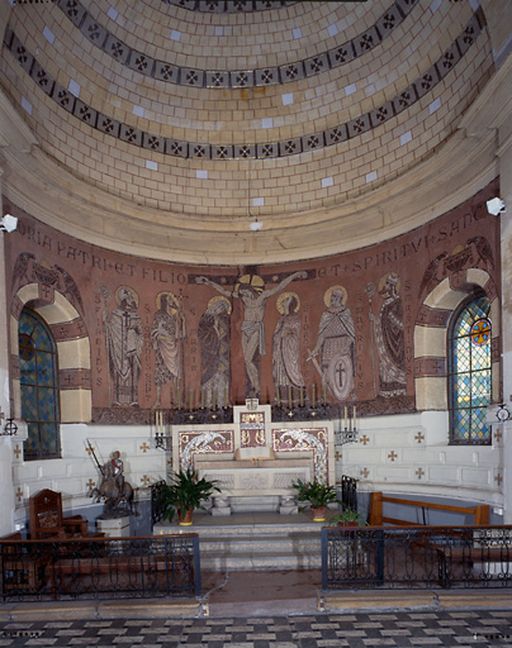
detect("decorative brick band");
top-left (162, 0), bottom-right (295, 13)
top-left (57, 0), bottom-right (417, 90)
top-left (10, 354), bottom-right (20, 380)
top-left (414, 356), bottom-right (447, 378)
top-left (4, 9), bottom-right (484, 162)
top-left (416, 304), bottom-right (452, 328)
top-left (492, 336), bottom-right (501, 363)
top-left (50, 317), bottom-right (88, 342)
top-left (58, 368), bottom-right (91, 390)
top-left (11, 294), bottom-right (24, 320)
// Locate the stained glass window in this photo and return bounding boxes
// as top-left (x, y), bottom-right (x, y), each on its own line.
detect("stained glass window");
top-left (18, 308), bottom-right (61, 460)
top-left (448, 296), bottom-right (491, 445)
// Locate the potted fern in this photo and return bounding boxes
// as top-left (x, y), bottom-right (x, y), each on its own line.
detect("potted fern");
top-left (292, 478), bottom-right (337, 522)
top-left (159, 468), bottom-right (221, 526)
top-left (329, 508), bottom-right (363, 527)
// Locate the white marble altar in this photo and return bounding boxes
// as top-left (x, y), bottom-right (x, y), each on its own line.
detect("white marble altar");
top-left (170, 400), bottom-right (335, 514)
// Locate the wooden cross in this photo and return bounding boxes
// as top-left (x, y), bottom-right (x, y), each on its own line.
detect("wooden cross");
top-left (360, 467), bottom-right (370, 479)
top-left (335, 450), bottom-right (342, 462)
top-left (16, 487), bottom-right (23, 502)
top-left (415, 467), bottom-right (425, 480)
top-left (388, 450), bottom-right (398, 462)
top-left (139, 441), bottom-right (150, 454)
top-left (359, 434), bottom-right (370, 445)
top-left (415, 432), bottom-right (425, 444)
top-left (86, 479), bottom-right (96, 492)
top-left (85, 444), bottom-right (95, 456)
top-left (0, 407), bottom-right (5, 424)
top-left (13, 444), bottom-right (22, 459)
top-left (495, 473), bottom-right (503, 486)
top-left (494, 429), bottom-right (502, 443)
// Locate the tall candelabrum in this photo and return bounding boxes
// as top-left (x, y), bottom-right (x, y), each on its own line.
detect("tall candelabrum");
top-left (153, 409), bottom-right (172, 452)
top-left (335, 405), bottom-right (358, 445)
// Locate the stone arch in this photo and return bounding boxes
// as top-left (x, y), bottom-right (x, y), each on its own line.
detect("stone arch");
top-left (10, 282), bottom-right (92, 423)
top-left (414, 268), bottom-right (500, 411)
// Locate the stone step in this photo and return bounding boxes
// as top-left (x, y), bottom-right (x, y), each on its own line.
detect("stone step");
top-left (201, 550), bottom-right (322, 571)
top-left (199, 535), bottom-right (321, 555)
top-left (154, 513), bottom-right (327, 572)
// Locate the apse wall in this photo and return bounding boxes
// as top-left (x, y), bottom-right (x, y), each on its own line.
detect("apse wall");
top-left (2, 180), bottom-right (505, 524)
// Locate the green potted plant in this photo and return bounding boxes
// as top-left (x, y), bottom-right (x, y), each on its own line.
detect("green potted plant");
top-left (328, 508), bottom-right (363, 527)
top-left (158, 468), bottom-right (221, 526)
top-left (291, 478), bottom-right (337, 522)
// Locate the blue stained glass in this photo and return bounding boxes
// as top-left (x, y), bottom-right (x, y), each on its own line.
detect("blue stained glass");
top-left (21, 385), bottom-right (38, 420)
top-left (454, 338), bottom-right (470, 372)
top-left (32, 324), bottom-right (52, 351)
top-left (472, 343), bottom-right (490, 370)
top-left (36, 351), bottom-right (54, 386)
top-left (449, 296), bottom-right (491, 445)
top-left (18, 308), bottom-right (61, 460)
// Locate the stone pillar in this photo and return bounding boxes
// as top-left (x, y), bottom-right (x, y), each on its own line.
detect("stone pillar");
top-left (498, 80), bottom-right (512, 523)
top-left (0, 167), bottom-right (16, 536)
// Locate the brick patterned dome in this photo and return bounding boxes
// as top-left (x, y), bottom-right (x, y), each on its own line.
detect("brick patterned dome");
top-left (0, 0), bottom-right (499, 263)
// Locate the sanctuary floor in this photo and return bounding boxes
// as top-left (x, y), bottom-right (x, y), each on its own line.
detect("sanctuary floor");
top-left (1, 608), bottom-right (512, 647)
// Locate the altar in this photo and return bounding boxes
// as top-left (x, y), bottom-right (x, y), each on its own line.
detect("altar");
top-left (170, 400), bottom-right (335, 515)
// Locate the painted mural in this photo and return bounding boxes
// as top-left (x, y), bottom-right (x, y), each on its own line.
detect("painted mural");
top-left (3, 181), bottom-right (501, 423)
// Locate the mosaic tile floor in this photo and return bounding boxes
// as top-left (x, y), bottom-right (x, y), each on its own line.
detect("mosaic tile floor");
top-left (1, 610), bottom-right (512, 647)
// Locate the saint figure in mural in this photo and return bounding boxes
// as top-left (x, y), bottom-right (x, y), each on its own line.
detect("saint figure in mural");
top-left (198, 296), bottom-right (231, 408)
top-left (272, 292), bottom-right (305, 404)
top-left (151, 292), bottom-right (186, 407)
top-left (195, 270), bottom-right (306, 396)
top-left (368, 272), bottom-right (406, 397)
top-left (308, 285), bottom-right (355, 401)
top-left (103, 286), bottom-right (143, 406)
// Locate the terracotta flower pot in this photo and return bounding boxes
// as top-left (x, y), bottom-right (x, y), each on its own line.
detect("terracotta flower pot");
top-left (311, 506), bottom-right (327, 522)
top-left (178, 509), bottom-right (193, 526)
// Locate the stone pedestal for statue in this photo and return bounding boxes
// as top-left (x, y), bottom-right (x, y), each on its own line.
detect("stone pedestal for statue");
top-left (96, 515), bottom-right (130, 537)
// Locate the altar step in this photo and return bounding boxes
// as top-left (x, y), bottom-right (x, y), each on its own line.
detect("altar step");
top-left (172, 513), bottom-right (324, 571)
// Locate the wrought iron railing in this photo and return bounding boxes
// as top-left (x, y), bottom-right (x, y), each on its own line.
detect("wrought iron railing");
top-left (150, 479), bottom-right (168, 525)
top-left (338, 475), bottom-right (358, 512)
top-left (322, 525), bottom-right (512, 590)
top-left (0, 534), bottom-right (201, 601)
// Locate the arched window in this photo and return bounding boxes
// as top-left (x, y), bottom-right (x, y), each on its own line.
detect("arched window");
top-left (448, 295), bottom-right (492, 445)
top-left (18, 308), bottom-right (61, 460)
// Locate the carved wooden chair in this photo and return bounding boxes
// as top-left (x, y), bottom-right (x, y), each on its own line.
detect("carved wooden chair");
top-left (29, 489), bottom-right (88, 540)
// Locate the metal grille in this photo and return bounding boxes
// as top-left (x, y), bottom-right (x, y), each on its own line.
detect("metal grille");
top-left (1, 534), bottom-right (201, 601)
top-left (322, 526), bottom-right (512, 590)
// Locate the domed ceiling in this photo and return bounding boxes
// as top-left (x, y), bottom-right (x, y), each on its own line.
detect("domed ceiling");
top-left (0, 0), bottom-right (500, 263)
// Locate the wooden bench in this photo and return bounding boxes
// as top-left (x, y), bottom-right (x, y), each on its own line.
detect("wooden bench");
top-left (368, 492), bottom-right (490, 526)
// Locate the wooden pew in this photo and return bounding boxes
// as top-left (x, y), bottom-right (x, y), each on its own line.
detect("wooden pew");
top-left (368, 491), bottom-right (490, 526)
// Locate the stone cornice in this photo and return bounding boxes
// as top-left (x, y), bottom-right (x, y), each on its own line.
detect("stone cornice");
top-left (1, 125), bottom-right (498, 265)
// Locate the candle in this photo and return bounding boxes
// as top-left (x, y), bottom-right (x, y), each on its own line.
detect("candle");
top-left (344, 406), bottom-right (348, 430)
top-left (322, 383), bottom-right (327, 405)
top-left (299, 388), bottom-right (304, 408)
top-left (312, 383), bottom-right (316, 408)
top-left (177, 385), bottom-right (182, 409)
top-left (353, 405), bottom-right (357, 430)
top-left (287, 385), bottom-right (292, 409)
